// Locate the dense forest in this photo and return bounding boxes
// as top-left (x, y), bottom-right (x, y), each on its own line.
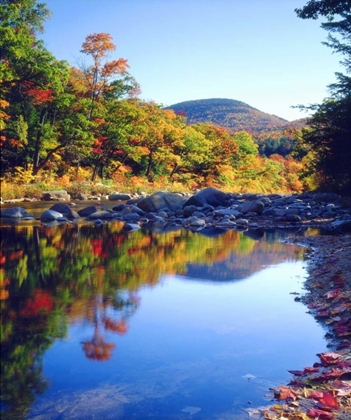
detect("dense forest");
top-left (0, 0), bottom-right (350, 198)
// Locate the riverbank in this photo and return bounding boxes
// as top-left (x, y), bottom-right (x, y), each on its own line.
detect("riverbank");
top-left (257, 233), bottom-right (351, 420)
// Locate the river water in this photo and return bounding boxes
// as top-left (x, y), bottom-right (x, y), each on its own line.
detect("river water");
top-left (0, 203), bottom-right (328, 419)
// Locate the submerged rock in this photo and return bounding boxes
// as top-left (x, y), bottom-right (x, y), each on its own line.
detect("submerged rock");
top-left (0, 207), bottom-right (33, 218)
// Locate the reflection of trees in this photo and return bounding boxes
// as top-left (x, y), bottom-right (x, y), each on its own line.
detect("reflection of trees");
top-left (0, 221), bottom-right (305, 418)
top-left (81, 293), bottom-right (138, 361)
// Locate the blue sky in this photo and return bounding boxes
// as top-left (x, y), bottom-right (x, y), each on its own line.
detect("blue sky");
top-left (40, 0), bottom-right (342, 121)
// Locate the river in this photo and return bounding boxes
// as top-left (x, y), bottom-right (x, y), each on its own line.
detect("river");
top-left (0, 203), bottom-right (328, 419)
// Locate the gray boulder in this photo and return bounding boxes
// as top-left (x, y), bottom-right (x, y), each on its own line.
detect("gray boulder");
top-left (184, 187), bottom-right (229, 208)
top-left (49, 203), bottom-right (72, 215)
top-left (77, 206), bottom-right (99, 217)
top-left (240, 200), bottom-right (265, 215)
top-left (137, 191), bottom-right (187, 213)
top-left (41, 190), bottom-right (71, 201)
top-left (108, 193), bottom-right (132, 201)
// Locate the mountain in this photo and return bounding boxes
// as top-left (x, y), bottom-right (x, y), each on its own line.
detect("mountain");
top-left (165, 98), bottom-right (291, 132)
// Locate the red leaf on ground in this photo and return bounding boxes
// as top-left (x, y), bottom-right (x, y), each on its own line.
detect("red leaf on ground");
top-left (304, 367), bottom-right (320, 373)
top-left (317, 352), bottom-right (342, 365)
top-left (306, 408), bottom-right (334, 419)
top-left (318, 392), bottom-right (339, 409)
top-left (314, 367), bottom-right (351, 381)
top-left (288, 370), bottom-right (306, 376)
top-left (273, 386), bottom-right (297, 401)
top-left (309, 391), bottom-right (324, 399)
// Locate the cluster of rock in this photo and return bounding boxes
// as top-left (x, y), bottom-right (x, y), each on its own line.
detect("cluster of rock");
top-left (1, 188), bottom-right (351, 234)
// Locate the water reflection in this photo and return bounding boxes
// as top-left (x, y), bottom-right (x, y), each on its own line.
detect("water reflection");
top-left (0, 222), bottom-right (318, 419)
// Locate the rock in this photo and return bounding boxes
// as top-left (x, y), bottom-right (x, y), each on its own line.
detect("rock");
top-left (77, 206), bottom-right (99, 217)
top-left (119, 205), bottom-right (145, 216)
top-left (332, 218), bottom-right (351, 233)
top-left (137, 191), bottom-right (187, 213)
top-left (240, 200), bottom-right (265, 215)
top-left (184, 216), bottom-right (206, 228)
top-left (213, 208), bottom-right (240, 217)
top-left (76, 193), bottom-right (88, 200)
top-left (108, 193), bottom-right (132, 201)
top-left (41, 190), bottom-right (71, 201)
top-left (49, 203), bottom-right (72, 215)
top-left (286, 214), bottom-right (302, 222)
top-left (112, 204), bottom-right (127, 212)
top-left (88, 210), bottom-right (115, 220)
top-left (0, 207), bottom-right (33, 218)
top-left (123, 212), bottom-right (141, 222)
top-left (41, 209), bottom-right (63, 221)
top-left (235, 218), bottom-right (249, 226)
top-left (216, 219), bottom-right (236, 228)
top-left (123, 223), bottom-right (140, 232)
top-left (183, 187), bottom-right (229, 208)
top-left (312, 192), bottom-right (340, 203)
top-left (183, 205), bottom-right (198, 217)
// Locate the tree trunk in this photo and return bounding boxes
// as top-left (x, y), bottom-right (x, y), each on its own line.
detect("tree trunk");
top-left (145, 152), bottom-right (153, 179)
top-left (32, 107), bottom-right (47, 174)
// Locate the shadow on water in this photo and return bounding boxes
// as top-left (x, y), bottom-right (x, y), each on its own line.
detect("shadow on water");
top-left (0, 214), bottom-right (328, 419)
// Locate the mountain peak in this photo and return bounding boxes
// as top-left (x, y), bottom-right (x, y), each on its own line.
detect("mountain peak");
top-left (165, 98), bottom-right (289, 132)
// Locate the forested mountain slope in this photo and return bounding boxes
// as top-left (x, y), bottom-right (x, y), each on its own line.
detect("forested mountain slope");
top-left (165, 98), bottom-right (290, 132)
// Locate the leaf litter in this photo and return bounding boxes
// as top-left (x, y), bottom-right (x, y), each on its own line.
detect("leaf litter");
top-left (246, 234), bottom-right (351, 420)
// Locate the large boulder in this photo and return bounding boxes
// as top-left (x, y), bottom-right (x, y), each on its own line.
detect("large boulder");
top-left (137, 191), bottom-right (187, 213)
top-left (108, 193), bottom-right (132, 201)
top-left (0, 207), bottom-right (33, 218)
top-left (41, 209), bottom-right (64, 221)
top-left (41, 190), bottom-right (71, 201)
top-left (183, 188), bottom-right (230, 208)
top-left (77, 205), bottom-right (99, 217)
top-left (49, 203), bottom-right (80, 219)
top-left (240, 199), bottom-right (265, 215)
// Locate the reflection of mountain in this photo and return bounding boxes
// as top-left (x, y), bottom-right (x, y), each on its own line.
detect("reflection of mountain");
top-left (182, 240), bottom-right (304, 281)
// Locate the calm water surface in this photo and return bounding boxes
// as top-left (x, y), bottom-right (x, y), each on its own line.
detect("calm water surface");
top-left (0, 209), bottom-right (327, 420)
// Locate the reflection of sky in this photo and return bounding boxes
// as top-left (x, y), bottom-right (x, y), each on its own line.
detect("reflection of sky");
top-left (32, 261), bottom-right (328, 419)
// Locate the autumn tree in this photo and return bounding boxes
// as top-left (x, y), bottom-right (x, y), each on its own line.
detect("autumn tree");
top-left (0, 0), bottom-right (79, 175)
top-left (191, 123), bottom-right (239, 185)
top-left (295, 0), bottom-right (351, 193)
top-left (78, 32), bottom-right (130, 118)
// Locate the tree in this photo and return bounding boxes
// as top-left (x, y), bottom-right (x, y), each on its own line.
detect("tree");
top-left (0, 0), bottom-right (77, 175)
top-left (79, 32), bottom-right (130, 119)
top-left (295, 0), bottom-right (351, 193)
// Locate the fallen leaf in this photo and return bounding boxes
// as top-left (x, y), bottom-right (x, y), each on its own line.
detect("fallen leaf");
top-left (317, 352), bottom-right (342, 365)
top-left (306, 408), bottom-right (334, 419)
top-left (274, 386), bottom-right (297, 401)
top-left (288, 370), bottom-right (306, 376)
top-left (318, 392), bottom-right (339, 409)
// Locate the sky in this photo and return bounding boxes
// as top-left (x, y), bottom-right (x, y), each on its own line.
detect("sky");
top-left (39, 0), bottom-right (343, 122)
